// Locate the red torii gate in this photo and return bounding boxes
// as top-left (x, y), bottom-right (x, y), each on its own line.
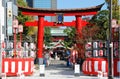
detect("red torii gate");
top-left (18, 4), bottom-right (103, 65)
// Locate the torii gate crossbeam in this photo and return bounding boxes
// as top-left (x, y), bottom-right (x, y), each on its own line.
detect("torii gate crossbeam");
top-left (25, 20), bottom-right (88, 27)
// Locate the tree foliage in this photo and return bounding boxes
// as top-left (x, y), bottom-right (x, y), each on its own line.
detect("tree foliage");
top-left (89, 10), bottom-right (109, 40)
top-left (74, 10), bottom-right (109, 59)
top-left (105, 0), bottom-right (120, 19)
top-left (62, 10), bottom-right (109, 59)
top-left (17, 0), bottom-right (37, 42)
top-left (44, 27), bottom-right (52, 47)
top-left (82, 24), bottom-right (100, 41)
top-left (63, 27), bottom-right (76, 48)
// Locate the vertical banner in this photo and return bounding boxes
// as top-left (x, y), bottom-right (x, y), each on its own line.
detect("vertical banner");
top-left (7, 1), bottom-right (13, 35)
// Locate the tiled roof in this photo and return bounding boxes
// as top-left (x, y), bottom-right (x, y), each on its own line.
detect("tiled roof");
top-left (18, 3), bottom-right (104, 13)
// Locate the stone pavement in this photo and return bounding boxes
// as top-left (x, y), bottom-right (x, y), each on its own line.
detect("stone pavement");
top-left (6, 60), bottom-right (120, 79)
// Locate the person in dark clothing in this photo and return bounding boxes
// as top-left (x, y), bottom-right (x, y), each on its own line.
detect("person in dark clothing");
top-left (66, 49), bottom-right (71, 67)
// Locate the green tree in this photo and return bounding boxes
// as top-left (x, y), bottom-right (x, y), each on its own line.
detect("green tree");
top-left (77, 10), bottom-right (109, 59)
top-left (44, 27), bottom-right (52, 47)
top-left (90, 10), bottom-right (109, 40)
top-left (63, 27), bottom-right (76, 48)
top-left (105, 0), bottom-right (120, 19)
top-left (17, 0), bottom-right (36, 42)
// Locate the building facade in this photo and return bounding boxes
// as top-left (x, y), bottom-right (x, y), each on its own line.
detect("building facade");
top-left (26, 0), bottom-right (57, 22)
top-left (26, 0), bottom-right (33, 7)
top-left (0, 0), bottom-right (5, 75)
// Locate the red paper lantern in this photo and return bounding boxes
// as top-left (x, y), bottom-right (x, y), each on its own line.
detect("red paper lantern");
top-left (99, 50), bottom-right (103, 56)
top-left (2, 42), bottom-right (6, 48)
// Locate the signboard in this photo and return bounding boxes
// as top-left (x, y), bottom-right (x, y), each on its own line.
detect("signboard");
top-left (74, 64), bottom-right (80, 76)
top-left (8, 27), bottom-right (13, 35)
top-left (12, 4), bottom-right (18, 16)
top-left (56, 13), bottom-right (64, 23)
top-left (7, 2), bottom-right (13, 26)
top-left (7, 1), bottom-right (13, 35)
top-left (7, 1), bottom-right (18, 35)
top-left (39, 65), bottom-right (45, 76)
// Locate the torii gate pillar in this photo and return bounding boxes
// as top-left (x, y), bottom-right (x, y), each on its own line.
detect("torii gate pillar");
top-left (37, 16), bottom-right (44, 65)
top-left (76, 16), bottom-right (82, 35)
top-left (75, 16), bottom-right (83, 55)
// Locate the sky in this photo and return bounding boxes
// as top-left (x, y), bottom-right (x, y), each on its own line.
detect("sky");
top-left (57, 0), bottom-right (107, 21)
top-left (57, 0), bottom-right (107, 9)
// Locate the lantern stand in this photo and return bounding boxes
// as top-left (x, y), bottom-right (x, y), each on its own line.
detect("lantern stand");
top-left (17, 24), bottom-right (23, 57)
top-left (13, 19), bottom-right (18, 57)
top-left (18, 24), bottom-right (23, 45)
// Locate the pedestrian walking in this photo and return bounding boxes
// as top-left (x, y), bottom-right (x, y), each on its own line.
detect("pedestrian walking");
top-left (43, 49), bottom-right (50, 66)
top-left (65, 49), bottom-right (71, 67)
top-left (70, 43), bottom-right (78, 68)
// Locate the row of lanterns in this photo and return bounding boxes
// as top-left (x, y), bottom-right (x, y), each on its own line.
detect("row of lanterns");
top-left (113, 41), bottom-right (119, 57)
top-left (2, 19), bottom-right (36, 58)
top-left (85, 41), bottom-right (119, 58)
top-left (85, 41), bottom-right (105, 50)
top-left (2, 42), bottom-right (36, 58)
top-left (85, 41), bottom-right (106, 57)
top-left (85, 20), bottom-right (120, 58)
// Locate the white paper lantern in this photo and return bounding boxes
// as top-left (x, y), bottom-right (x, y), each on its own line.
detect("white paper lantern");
top-left (18, 24), bottom-right (23, 32)
top-left (13, 19), bottom-right (18, 28)
top-left (93, 42), bottom-right (98, 48)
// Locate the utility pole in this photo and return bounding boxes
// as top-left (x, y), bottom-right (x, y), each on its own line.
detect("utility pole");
top-left (108, 0), bottom-right (114, 79)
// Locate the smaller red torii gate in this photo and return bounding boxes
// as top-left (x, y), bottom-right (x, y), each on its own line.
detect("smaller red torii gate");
top-left (18, 4), bottom-right (103, 65)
